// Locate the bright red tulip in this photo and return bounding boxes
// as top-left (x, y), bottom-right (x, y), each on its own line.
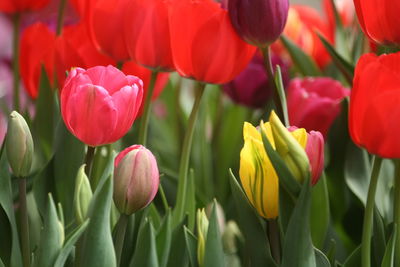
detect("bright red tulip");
top-left (354, 0), bottom-right (400, 45)
top-left (19, 22), bottom-right (56, 99)
top-left (124, 0), bottom-right (174, 71)
top-left (272, 5), bottom-right (332, 68)
top-left (122, 61), bottom-right (169, 115)
top-left (61, 66), bottom-right (143, 146)
top-left (0, 0), bottom-right (50, 13)
top-left (169, 0), bottom-right (256, 84)
top-left (287, 77), bottom-right (349, 138)
top-left (89, 0), bottom-right (130, 61)
top-left (55, 22), bottom-right (115, 86)
top-left (350, 53), bottom-right (400, 158)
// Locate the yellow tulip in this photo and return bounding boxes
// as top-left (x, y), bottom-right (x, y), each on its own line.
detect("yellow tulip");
top-left (239, 121), bottom-right (279, 219)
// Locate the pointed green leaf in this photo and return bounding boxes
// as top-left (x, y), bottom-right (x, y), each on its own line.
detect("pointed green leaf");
top-left (343, 246), bottom-right (361, 267)
top-left (280, 35), bottom-right (322, 77)
top-left (203, 201), bottom-right (226, 267)
top-left (315, 248), bottom-right (331, 267)
top-left (281, 179), bottom-right (316, 267)
top-left (373, 208), bottom-right (386, 266)
top-left (229, 170), bottom-right (276, 267)
top-left (381, 225), bottom-right (396, 267)
top-left (311, 175), bottom-right (330, 249)
top-left (53, 220), bottom-right (89, 267)
top-left (167, 217), bottom-right (189, 267)
top-left (34, 194), bottom-right (63, 267)
top-left (184, 227), bottom-right (198, 267)
top-left (130, 219), bottom-right (159, 267)
top-left (274, 66), bottom-right (289, 126)
top-left (156, 210), bottom-right (172, 267)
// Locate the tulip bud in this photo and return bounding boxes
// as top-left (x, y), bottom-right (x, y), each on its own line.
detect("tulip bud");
top-left (305, 131), bottom-right (324, 185)
top-left (228, 0), bottom-right (289, 47)
top-left (197, 209), bottom-right (209, 267)
top-left (113, 145), bottom-right (159, 215)
top-left (222, 221), bottom-right (243, 254)
top-left (74, 165), bottom-right (93, 224)
top-left (205, 201), bottom-right (226, 234)
top-left (269, 111), bottom-right (310, 183)
top-left (6, 111), bottom-right (34, 178)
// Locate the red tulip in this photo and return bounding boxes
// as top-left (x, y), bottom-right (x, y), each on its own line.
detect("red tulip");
top-left (55, 22), bottom-right (115, 86)
top-left (305, 130), bottom-right (324, 185)
top-left (0, 0), bottom-right (50, 13)
top-left (19, 22), bottom-right (56, 99)
top-left (350, 53), bottom-right (400, 158)
top-left (122, 61), bottom-right (169, 115)
top-left (89, 0), bottom-right (130, 61)
top-left (354, 0), bottom-right (400, 45)
top-left (272, 5), bottom-right (332, 68)
top-left (124, 0), bottom-right (174, 71)
top-left (169, 0), bottom-right (256, 84)
top-left (61, 65), bottom-right (143, 146)
top-left (287, 77), bottom-right (349, 138)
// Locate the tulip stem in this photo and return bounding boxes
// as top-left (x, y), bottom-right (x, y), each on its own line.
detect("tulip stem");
top-left (84, 146), bottom-right (96, 183)
top-left (12, 13), bottom-right (21, 112)
top-left (18, 179), bottom-right (30, 267)
top-left (138, 71), bottom-right (159, 146)
top-left (361, 156), bottom-right (382, 267)
top-left (159, 183), bottom-right (169, 212)
top-left (56, 0), bottom-right (67, 35)
top-left (114, 214), bottom-right (129, 267)
top-left (261, 46), bottom-right (285, 125)
top-left (393, 160), bottom-right (400, 267)
top-left (268, 219), bottom-right (281, 264)
top-left (174, 82), bottom-right (206, 224)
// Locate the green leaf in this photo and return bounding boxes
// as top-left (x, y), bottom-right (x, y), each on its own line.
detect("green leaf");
top-left (203, 201), bottom-right (226, 267)
top-left (53, 220), bottom-right (89, 267)
top-left (130, 219), bottom-right (159, 267)
top-left (310, 175), bottom-right (330, 249)
top-left (381, 225), bottom-right (396, 267)
top-left (186, 169), bottom-right (196, 231)
top-left (261, 131), bottom-right (301, 196)
top-left (229, 170), bottom-right (276, 267)
top-left (77, 176), bottom-right (116, 267)
top-left (166, 217), bottom-right (189, 267)
top-left (280, 35), bottom-right (322, 77)
top-left (274, 66), bottom-right (289, 126)
top-left (373, 208), bottom-right (386, 266)
top-left (0, 150), bottom-right (23, 267)
top-left (281, 179), bottom-right (316, 267)
top-left (156, 210), bottom-right (172, 267)
top-left (148, 204), bottom-right (162, 229)
top-left (34, 194), bottom-right (63, 267)
top-left (184, 227), bottom-right (198, 267)
top-left (315, 248), bottom-right (331, 267)
top-left (343, 246), bottom-right (361, 267)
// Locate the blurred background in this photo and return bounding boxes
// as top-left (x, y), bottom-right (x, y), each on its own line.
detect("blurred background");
top-left (292, 0), bottom-right (320, 9)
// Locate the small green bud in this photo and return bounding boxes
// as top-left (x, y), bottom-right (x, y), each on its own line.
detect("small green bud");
top-left (197, 209), bottom-right (209, 267)
top-left (6, 111), bottom-right (34, 177)
top-left (74, 165), bottom-right (93, 224)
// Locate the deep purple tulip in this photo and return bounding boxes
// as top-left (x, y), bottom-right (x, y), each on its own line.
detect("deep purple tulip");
top-left (223, 52), bottom-right (289, 109)
top-left (228, 0), bottom-right (289, 47)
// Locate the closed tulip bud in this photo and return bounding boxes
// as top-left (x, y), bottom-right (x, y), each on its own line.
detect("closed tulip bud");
top-left (240, 121), bottom-right (279, 219)
top-left (269, 111), bottom-right (310, 183)
top-left (74, 165), bottom-right (93, 224)
top-left (6, 111), bottom-right (34, 178)
top-left (197, 209), bottom-right (209, 267)
top-left (305, 131), bottom-right (324, 185)
top-left (222, 221), bottom-right (243, 254)
top-left (228, 0), bottom-right (289, 47)
top-left (113, 145), bottom-right (159, 215)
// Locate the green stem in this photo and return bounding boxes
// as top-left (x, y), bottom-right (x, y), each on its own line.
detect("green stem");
top-left (84, 146), bottom-right (96, 183)
top-left (56, 0), bottom-right (67, 35)
top-left (18, 179), bottom-right (30, 267)
top-left (268, 219), bottom-right (281, 264)
top-left (393, 160), bottom-right (400, 267)
top-left (261, 46), bottom-right (285, 123)
top-left (174, 82), bottom-right (206, 224)
top-left (361, 156), bottom-right (382, 267)
top-left (12, 13), bottom-right (21, 112)
top-left (159, 183), bottom-right (169, 212)
top-left (138, 71), bottom-right (158, 146)
top-left (114, 214), bottom-right (129, 267)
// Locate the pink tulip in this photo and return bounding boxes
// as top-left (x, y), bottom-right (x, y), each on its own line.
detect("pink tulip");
top-left (305, 131), bottom-right (324, 185)
top-left (61, 65), bottom-right (143, 146)
top-left (114, 145), bottom-right (159, 215)
top-left (287, 77), bottom-right (349, 138)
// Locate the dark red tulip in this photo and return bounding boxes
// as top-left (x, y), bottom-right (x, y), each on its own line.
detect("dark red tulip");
top-left (0, 0), bottom-right (50, 13)
top-left (169, 0), bottom-right (256, 84)
top-left (350, 53), bottom-right (400, 158)
top-left (124, 0), bottom-right (174, 71)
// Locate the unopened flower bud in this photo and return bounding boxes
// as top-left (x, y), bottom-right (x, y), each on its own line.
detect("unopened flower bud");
top-left (74, 165), bottom-right (93, 223)
top-left (113, 145), bottom-right (159, 215)
top-left (6, 111), bottom-right (34, 177)
top-left (197, 208), bottom-right (209, 267)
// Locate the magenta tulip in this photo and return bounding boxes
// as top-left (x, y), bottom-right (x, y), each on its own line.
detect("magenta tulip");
top-left (61, 65), bottom-right (143, 146)
top-left (287, 78), bottom-right (349, 138)
top-left (114, 145), bottom-right (159, 215)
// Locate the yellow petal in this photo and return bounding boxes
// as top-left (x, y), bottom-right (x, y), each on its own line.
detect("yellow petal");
top-left (291, 128), bottom-right (308, 149)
